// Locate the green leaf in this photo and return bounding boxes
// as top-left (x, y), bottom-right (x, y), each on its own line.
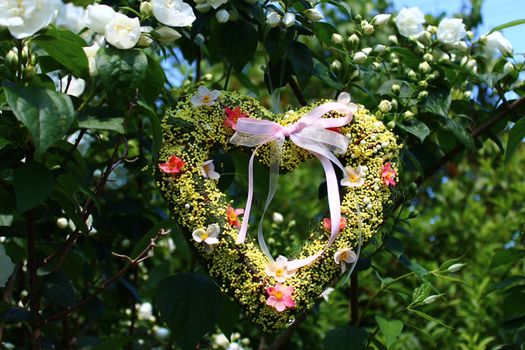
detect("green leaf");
top-left (96, 48), bottom-right (148, 100)
top-left (78, 117), bottom-right (125, 134)
top-left (378, 80), bottom-right (414, 99)
top-left (490, 248), bottom-right (525, 269)
top-left (288, 41), bottom-right (314, 87)
top-left (137, 100), bottom-right (162, 164)
top-left (424, 88), bottom-right (451, 118)
top-left (209, 20), bottom-right (258, 72)
top-left (156, 273), bottom-right (223, 350)
top-left (13, 161), bottom-right (54, 213)
top-left (313, 22), bottom-right (338, 46)
top-left (484, 276), bottom-right (525, 297)
top-left (408, 308), bottom-right (453, 329)
top-left (4, 84), bottom-right (75, 155)
top-left (313, 61), bottom-right (343, 89)
top-left (375, 316), bottom-right (404, 348)
top-left (324, 0), bottom-right (352, 18)
top-left (505, 118), bottom-right (525, 163)
top-left (411, 282), bottom-right (432, 305)
top-left (440, 117), bottom-right (475, 151)
top-left (384, 235), bottom-right (404, 258)
top-left (400, 255), bottom-right (429, 278)
top-left (139, 54), bottom-right (166, 104)
top-left (489, 19), bottom-right (525, 33)
top-left (34, 30), bottom-right (89, 78)
top-left (396, 119), bottom-right (431, 142)
top-left (323, 326), bottom-right (368, 350)
top-left (42, 271), bottom-right (77, 308)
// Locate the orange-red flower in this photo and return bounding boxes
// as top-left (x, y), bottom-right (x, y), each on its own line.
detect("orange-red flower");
top-left (159, 155), bottom-right (185, 175)
top-left (224, 106), bottom-right (247, 130)
top-left (226, 205), bottom-right (244, 227)
top-left (323, 217), bottom-right (347, 232)
top-left (381, 162), bottom-right (397, 186)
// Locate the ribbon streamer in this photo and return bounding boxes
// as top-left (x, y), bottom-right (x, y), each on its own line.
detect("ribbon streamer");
top-left (230, 102), bottom-right (354, 270)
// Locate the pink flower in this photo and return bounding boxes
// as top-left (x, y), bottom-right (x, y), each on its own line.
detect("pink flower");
top-left (224, 106), bottom-right (247, 130)
top-left (381, 162), bottom-right (397, 186)
top-left (266, 283), bottom-right (296, 312)
top-left (323, 217), bottom-right (347, 232)
top-left (159, 155), bottom-right (185, 175)
top-left (226, 205), bottom-right (244, 228)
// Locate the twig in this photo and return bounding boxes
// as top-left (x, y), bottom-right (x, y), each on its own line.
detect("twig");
top-left (44, 229), bottom-right (170, 324)
top-left (288, 77), bottom-right (307, 106)
top-left (196, 48), bottom-right (202, 82)
top-left (41, 140), bottom-right (127, 269)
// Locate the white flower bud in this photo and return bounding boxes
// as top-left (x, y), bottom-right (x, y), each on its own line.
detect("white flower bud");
top-left (418, 80), bottom-right (428, 89)
top-left (456, 41), bottom-right (468, 52)
top-left (423, 295), bottom-right (440, 304)
top-left (362, 47), bottom-right (372, 55)
top-left (282, 12), bottom-right (296, 28)
top-left (417, 91), bottom-right (428, 99)
top-left (266, 12), bottom-right (281, 27)
top-left (140, 2), bottom-right (152, 16)
top-left (331, 33), bottom-right (343, 44)
top-left (363, 23), bottom-right (375, 35)
top-left (407, 69), bottom-right (417, 80)
top-left (467, 30), bottom-right (474, 40)
top-left (216, 9), bottom-right (230, 23)
top-left (304, 8), bottom-right (324, 22)
top-left (418, 61), bottom-right (431, 73)
top-left (391, 83), bottom-right (400, 93)
top-left (466, 59), bottom-right (477, 71)
top-left (423, 53), bottom-right (433, 62)
top-left (439, 53), bottom-right (450, 62)
top-left (404, 110), bottom-right (414, 119)
top-left (348, 34), bottom-right (360, 46)
top-left (378, 100), bottom-right (392, 113)
top-left (155, 26), bottom-right (182, 44)
top-left (6, 49), bottom-right (18, 69)
top-left (195, 3), bottom-right (211, 12)
top-left (374, 44), bottom-right (386, 53)
top-left (447, 263), bottom-right (466, 272)
top-left (272, 212), bottom-right (284, 224)
top-left (330, 59), bottom-right (342, 70)
top-left (353, 51), bottom-right (368, 64)
top-left (418, 31), bottom-right (432, 45)
top-left (388, 35), bottom-right (398, 45)
top-left (503, 61), bottom-right (514, 74)
top-left (372, 14), bottom-right (391, 26)
top-left (57, 217), bottom-right (69, 229)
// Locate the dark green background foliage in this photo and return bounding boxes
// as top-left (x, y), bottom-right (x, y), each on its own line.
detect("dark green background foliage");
top-left (0, 0), bottom-right (524, 349)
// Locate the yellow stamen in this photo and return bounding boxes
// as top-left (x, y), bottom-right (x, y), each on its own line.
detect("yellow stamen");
top-left (275, 268), bottom-right (284, 277)
top-left (201, 233), bottom-right (208, 241)
top-left (202, 95), bottom-right (211, 104)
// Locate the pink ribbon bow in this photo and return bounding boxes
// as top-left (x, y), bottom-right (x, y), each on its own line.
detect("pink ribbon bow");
top-left (230, 102), bottom-right (354, 270)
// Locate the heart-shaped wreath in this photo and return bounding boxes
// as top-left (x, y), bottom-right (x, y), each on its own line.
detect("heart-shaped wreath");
top-left (157, 88), bottom-right (401, 332)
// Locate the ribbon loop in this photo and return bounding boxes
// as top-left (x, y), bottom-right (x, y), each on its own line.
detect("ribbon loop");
top-left (230, 102), bottom-right (354, 269)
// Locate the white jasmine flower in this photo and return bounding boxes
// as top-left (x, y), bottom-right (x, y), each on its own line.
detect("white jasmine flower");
top-left (372, 13), bottom-right (391, 26)
top-left (266, 12), bottom-right (281, 28)
top-left (340, 165), bottom-right (365, 187)
top-left (0, 245), bottom-right (15, 287)
top-left (282, 12), bottom-right (295, 28)
top-left (334, 248), bottom-right (357, 273)
top-left (484, 31), bottom-right (513, 57)
top-left (436, 18), bottom-right (466, 44)
top-left (331, 33), bottom-right (343, 44)
top-left (140, 2), bottom-right (153, 16)
top-left (83, 43), bottom-right (100, 77)
top-left (153, 326), bottom-right (171, 342)
top-left (191, 86), bottom-right (221, 107)
top-left (265, 255), bottom-right (297, 282)
top-left (68, 214), bottom-right (96, 234)
top-left (105, 13), bottom-right (141, 50)
top-left (58, 75), bottom-right (86, 97)
top-left (55, 2), bottom-right (87, 33)
top-left (86, 4), bottom-right (116, 34)
top-left (151, 0), bottom-right (196, 27)
top-left (395, 7), bottom-right (425, 38)
top-left (137, 302), bottom-right (153, 320)
top-left (192, 223), bottom-right (221, 249)
top-left (216, 9), bottom-right (230, 23)
top-left (304, 8), bottom-right (324, 22)
top-left (0, 0), bottom-right (57, 39)
top-left (200, 160), bottom-right (220, 180)
top-left (503, 61), bottom-right (514, 74)
top-left (155, 26), bottom-right (182, 44)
